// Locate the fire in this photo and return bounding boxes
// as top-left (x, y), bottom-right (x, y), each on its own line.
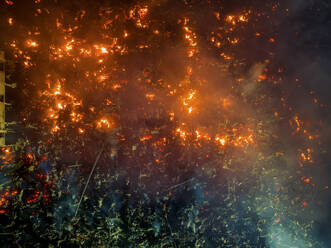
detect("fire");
top-left (65, 40), bottom-right (75, 51)
top-left (101, 47), bottom-right (108, 54)
top-left (2, 1), bottom-right (325, 224)
top-left (112, 84), bottom-right (121, 90)
top-left (97, 118), bottom-right (112, 129)
top-left (97, 74), bottom-right (109, 82)
top-left (183, 90), bottom-right (196, 114)
top-left (54, 85), bottom-right (61, 95)
top-left (176, 128), bottom-right (187, 140)
top-left (140, 135), bottom-right (152, 142)
top-left (226, 14), bottom-right (249, 24)
top-left (298, 148), bottom-right (313, 166)
top-left (187, 91), bottom-right (195, 100)
top-left (52, 125), bottom-right (60, 133)
top-left (5, 0), bottom-right (14, 5)
top-left (130, 5), bottom-right (149, 28)
top-left (145, 93), bottom-right (155, 101)
top-left (239, 15), bottom-right (248, 22)
top-left (26, 190), bottom-right (41, 204)
top-left (8, 17), bottom-right (14, 25)
top-left (195, 130), bottom-right (211, 141)
top-left (221, 98), bottom-right (231, 109)
top-left (226, 15), bottom-right (235, 24)
top-left (71, 112), bottom-right (83, 122)
top-left (215, 136), bottom-right (227, 146)
top-left (57, 103), bottom-right (64, 110)
top-left (26, 39), bottom-right (38, 48)
top-left (183, 18), bottom-right (199, 57)
top-left (138, 6), bottom-right (148, 18)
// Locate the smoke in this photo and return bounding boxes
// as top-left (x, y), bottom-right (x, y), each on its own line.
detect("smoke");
top-left (266, 225), bottom-right (307, 248)
top-left (274, 1), bottom-right (331, 246)
top-left (0, 0), bottom-right (330, 246)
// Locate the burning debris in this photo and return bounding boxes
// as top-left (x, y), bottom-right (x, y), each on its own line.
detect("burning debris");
top-left (0, 0), bottom-right (330, 247)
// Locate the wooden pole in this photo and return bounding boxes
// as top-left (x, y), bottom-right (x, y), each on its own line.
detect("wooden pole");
top-left (0, 51), bottom-right (5, 146)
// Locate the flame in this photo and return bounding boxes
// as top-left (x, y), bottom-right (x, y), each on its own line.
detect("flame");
top-left (26, 39), bottom-right (38, 48)
top-left (140, 135), bottom-right (152, 142)
top-left (97, 118), bottom-right (112, 129)
top-left (51, 125), bottom-right (60, 133)
top-left (176, 128), bottom-right (187, 140)
top-left (101, 47), bottom-right (108, 54)
top-left (5, 0), bottom-right (14, 6)
top-left (2, 1), bottom-right (324, 216)
top-left (215, 136), bottom-right (227, 146)
top-left (145, 93), bottom-right (155, 101)
top-left (183, 90), bottom-right (196, 114)
top-left (8, 17), bottom-right (14, 25)
top-left (57, 103), bottom-right (64, 110)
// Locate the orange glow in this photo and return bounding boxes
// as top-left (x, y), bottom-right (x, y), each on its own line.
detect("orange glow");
top-left (97, 74), bottom-right (109, 82)
top-left (57, 103), bottom-right (64, 110)
top-left (145, 93), bottom-right (155, 101)
top-left (26, 39), bottom-right (38, 48)
top-left (5, 0), bottom-right (14, 6)
top-left (101, 47), bottom-right (108, 54)
top-left (226, 15), bottom-right (234, 23)
top-left (258, 74), bottom-right (267, 81)
top-left (215, 136), bottom-right (227, 146)
top-left (221, 98), bottom-right (231, 109)
top-left (140, 135), bottom-right (152, 142)
top-left (97, 118), bottom-right (112, 129)
top-left (112, 84), bottom-right (122, 90)
top-left (303, 177), bottom-right (311, 184)
top-left (176, 128), bottom-right (187, 140)
top-left (65, 39), bottom-right (75, 51)
top-left (3, 3), bottom-right (324, 215)
top-left (238, 15), bottom-right (248, 22)
top-left (52, 125), bottom-right (60, 133)
top-left (8, 17), bottom-right (14, 25)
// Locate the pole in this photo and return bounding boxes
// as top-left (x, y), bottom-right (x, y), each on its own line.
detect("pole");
top-left (0, 51), bottom-right (5, 146)
top-left (73, 144), bottom-right (104, 219)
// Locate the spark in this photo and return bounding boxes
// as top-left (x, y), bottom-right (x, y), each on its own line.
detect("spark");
top-left (145, 93), bottom-right (155, 101)
top-left (97, 118), bottom-right (112, 129)
top-left (215, 136), bottom-right (226, 146)
top-left (101, 47), bottom-right (108, 54)
top-left (57, 103), bottom-right (64, 110)
top-left (52, 125), bottom-right (60, 133)
top-left (176, 128), bottom-right (187, 140)
top-left (8, 17), bottom-right (14, 25)
top-left (26, 39), bottom-right (38, 48)
top-left (140, 135), bottom-right (152, 142)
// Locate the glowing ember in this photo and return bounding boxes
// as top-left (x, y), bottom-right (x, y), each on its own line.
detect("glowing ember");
top-left (97, 118), bottom-right (112, 129)
top-left (26, 39), bottom-right (38, 48)
top-left (0, 2), bottom-right (328, 246)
